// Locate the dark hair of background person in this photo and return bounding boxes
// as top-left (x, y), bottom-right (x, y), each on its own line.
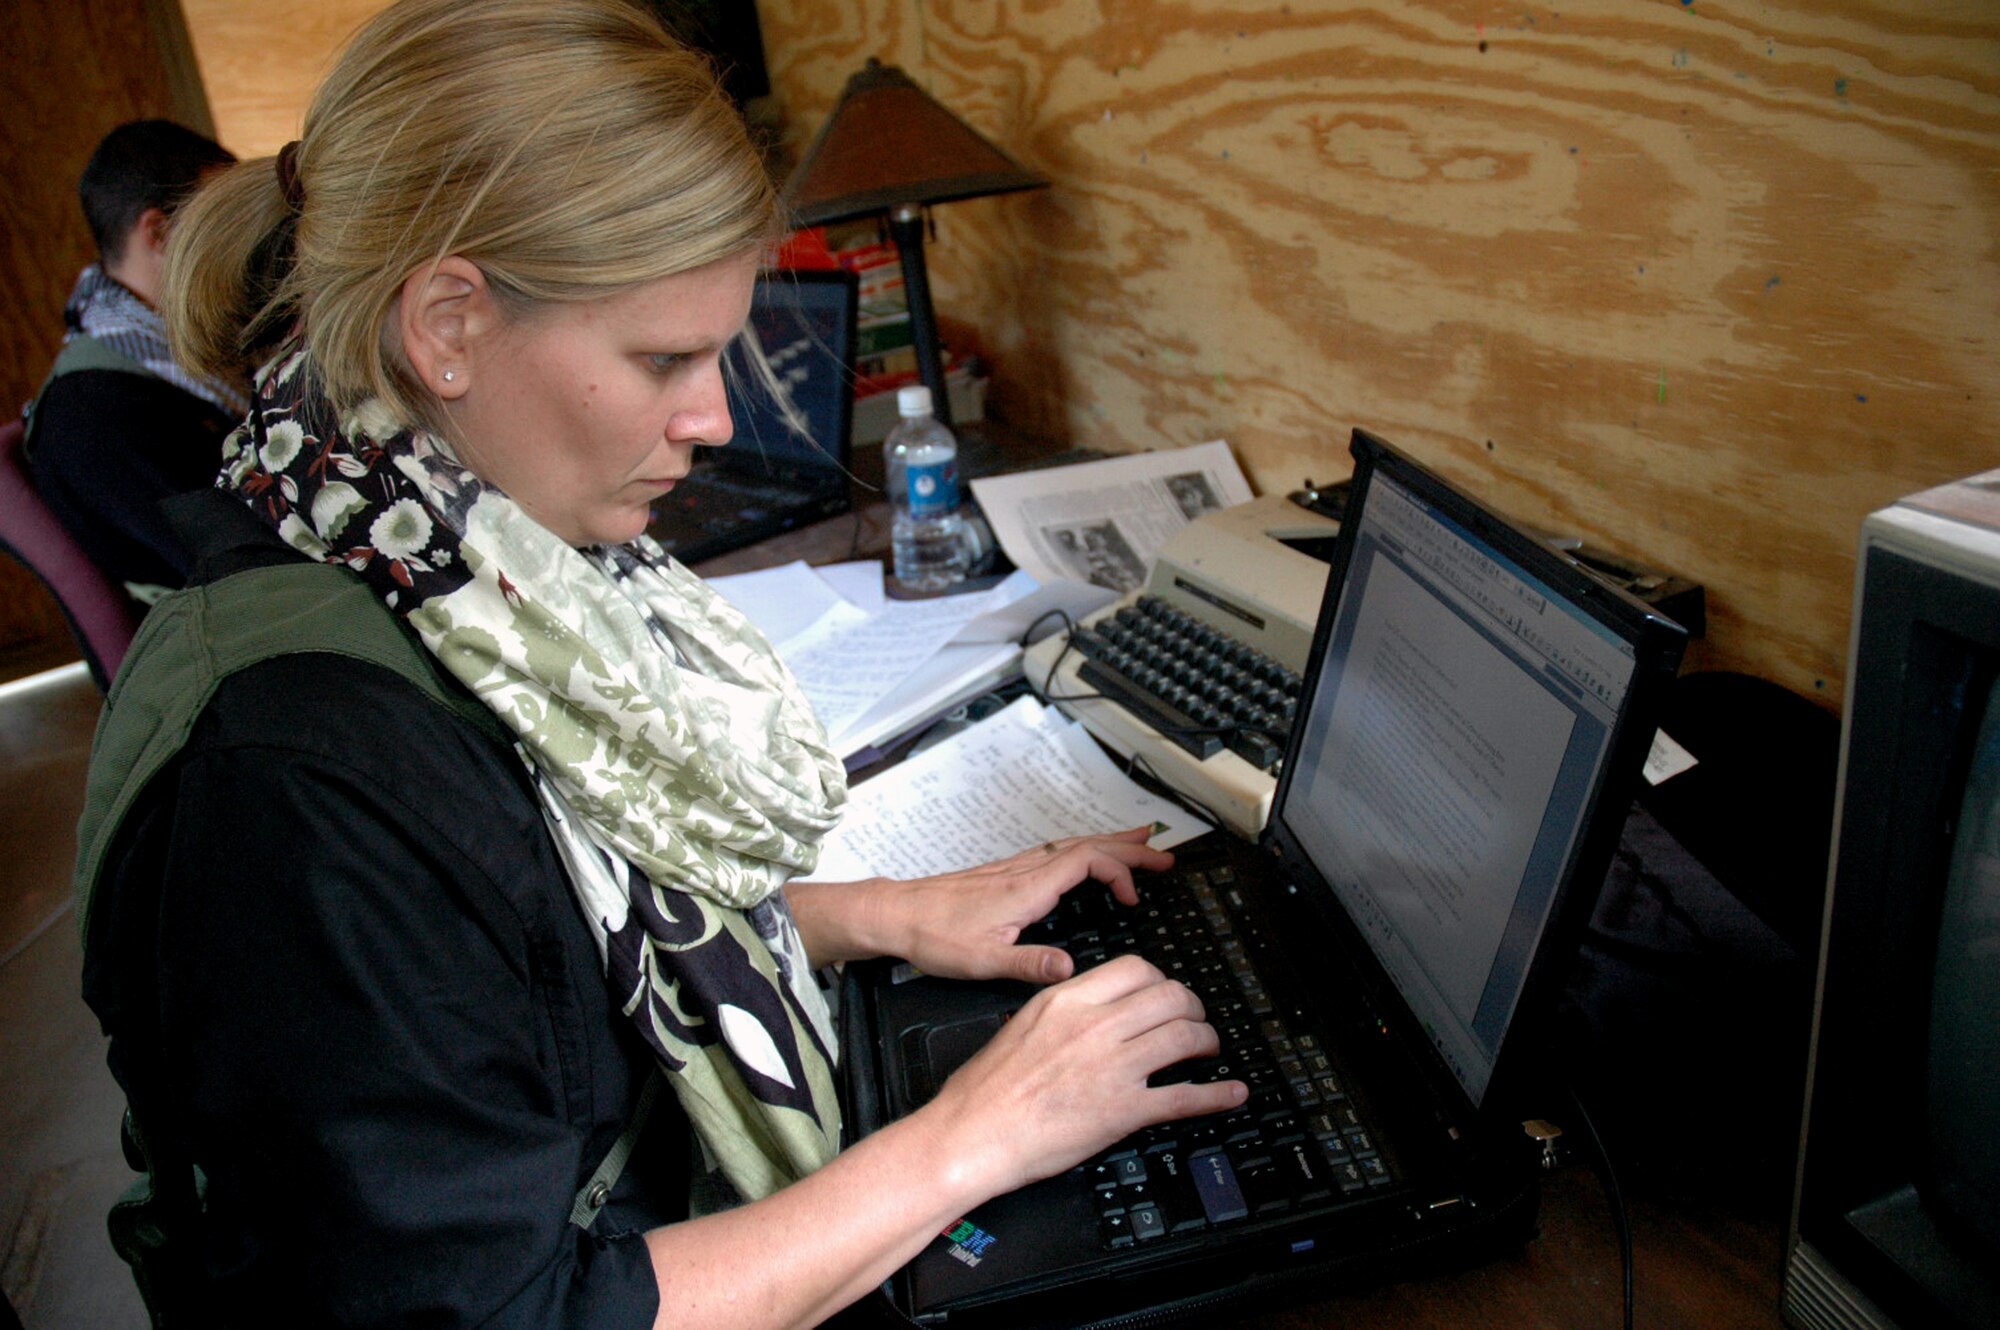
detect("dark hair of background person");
top-left (640, 0), bottom-right (769, 106)
top-left (78, 119), bottom-right (236, 264)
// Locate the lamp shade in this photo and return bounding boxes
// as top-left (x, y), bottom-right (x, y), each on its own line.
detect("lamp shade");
top-left (783, 59), bottom-right (1048, 227)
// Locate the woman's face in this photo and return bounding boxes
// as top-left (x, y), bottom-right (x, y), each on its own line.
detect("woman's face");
top-left (447, 250), bottom-right (758, 547)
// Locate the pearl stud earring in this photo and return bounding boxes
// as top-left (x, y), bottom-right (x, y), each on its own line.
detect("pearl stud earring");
top-left (442, 370), bottom-right (456, 383)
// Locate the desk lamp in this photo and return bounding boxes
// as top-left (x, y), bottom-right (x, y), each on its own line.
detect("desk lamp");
top-left (782, 59), bottom-right (1048, 430)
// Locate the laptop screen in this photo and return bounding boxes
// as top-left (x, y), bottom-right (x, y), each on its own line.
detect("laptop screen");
top-left (718, 270), bottom-right (855, 478)
top-left (1277, 459), bottom-right (1642, 1107)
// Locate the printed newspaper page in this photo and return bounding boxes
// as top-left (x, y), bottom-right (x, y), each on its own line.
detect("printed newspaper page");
top-left (968, 440), bottom-right (1254, 592)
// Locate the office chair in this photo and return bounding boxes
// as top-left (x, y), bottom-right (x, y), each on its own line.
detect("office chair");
top-left (0, 415), bottom-right (143, 691)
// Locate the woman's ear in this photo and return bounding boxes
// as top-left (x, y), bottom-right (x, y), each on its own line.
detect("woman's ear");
top-left (397, 255), bottom-right (494, 401)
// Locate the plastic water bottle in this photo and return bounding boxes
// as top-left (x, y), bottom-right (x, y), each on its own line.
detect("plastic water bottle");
top-left (885, 385), bottom-right (969, 591)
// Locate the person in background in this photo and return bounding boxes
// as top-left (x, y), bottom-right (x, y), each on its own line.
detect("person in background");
top-left (24, 118), bottom-right (246, 607)
top-left (78, 2), bottom-right (1243, 1327)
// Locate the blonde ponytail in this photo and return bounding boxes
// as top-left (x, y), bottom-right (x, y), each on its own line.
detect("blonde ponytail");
top-left (160, 155), bottom-right (300, 385)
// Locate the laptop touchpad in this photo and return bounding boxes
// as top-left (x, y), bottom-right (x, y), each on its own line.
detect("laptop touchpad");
top-left (900, 1012), bottom-right (1008, 1107)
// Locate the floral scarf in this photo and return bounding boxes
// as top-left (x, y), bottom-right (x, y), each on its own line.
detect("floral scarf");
top-left (64, 264), bottom-right (249, 418)
top-left (221, 347), bottom-right (847, 1200)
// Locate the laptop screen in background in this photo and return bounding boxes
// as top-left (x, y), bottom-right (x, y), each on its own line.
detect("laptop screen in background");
top-left (1278, 468), bottom-right (1640, 1107)
top-left (719, 273), bottom-right (854, 477)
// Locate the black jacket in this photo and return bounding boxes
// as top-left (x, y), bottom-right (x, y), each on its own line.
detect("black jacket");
top-left (82, 493), bottom-right (680, 1328)
top-left (27, 367), bottom-right (238, 601)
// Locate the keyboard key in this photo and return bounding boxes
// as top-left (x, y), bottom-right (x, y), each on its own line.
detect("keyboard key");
top-left (1236, 1152), bottom-right (1291, 1215)
top-left (1262, 1111), bottom-right (1304, 1143)
top-left (1130, 1204), bottom-right (1167, 1241)
top-left (1112, 1153), bottom-right (1147, 1186)
top-left (1180, 1120), bottom-right (1220, 1152)
top-left (1117, 1180), bottom-right (1156, 1211)
top-left (1281, 1141), bottom-right (1334, 1203)
top-left (1145, 1147), bottom-right (1210, 1234)
top-left (1191, 1149), bottom-right (1250, 1223)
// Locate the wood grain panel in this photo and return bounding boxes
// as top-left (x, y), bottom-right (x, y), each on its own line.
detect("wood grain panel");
top-left (0, 0), bottom-right (215, 671)
top-left (174, 0), bottom-right (2000, 704)
top-left (178, 0), bottom-right (388, 154)
top-left (760, 0), bottom-right (2000, 706)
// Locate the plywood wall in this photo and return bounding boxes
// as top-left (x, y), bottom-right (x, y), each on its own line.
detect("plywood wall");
top-left (183, 0), bottom-right (2000, 708)
top-left (755, 0), bottom-right (2000, 708)
top-left (178, 0), bottom-right (381, 153)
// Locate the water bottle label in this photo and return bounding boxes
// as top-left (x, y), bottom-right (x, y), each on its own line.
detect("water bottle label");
top-left (907, 459), bottom-right (959, 517)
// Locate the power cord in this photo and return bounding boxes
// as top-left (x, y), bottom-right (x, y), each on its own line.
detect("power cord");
top-left (1127, 750), bottom-right (1226, 830)
top-left (1020, 609), bottom-right (1107, 708)
top-left (1527, 1088), bottom-right (1634, 1330)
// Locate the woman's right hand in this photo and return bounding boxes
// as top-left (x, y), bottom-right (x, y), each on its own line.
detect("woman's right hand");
top-left (917, 954), bottom-right (1247, 1200)
top-left (639, 955), bottom-right (1244, 1330)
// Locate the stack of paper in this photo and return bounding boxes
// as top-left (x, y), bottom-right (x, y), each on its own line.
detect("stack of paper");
top-left (707, 561), bottom-right (1113, 762)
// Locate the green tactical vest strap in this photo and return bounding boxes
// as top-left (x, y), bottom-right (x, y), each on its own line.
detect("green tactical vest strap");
top-left (22, 334), bottom-right (154, 450)
top-left (73, 559), bottom-right (510, 938)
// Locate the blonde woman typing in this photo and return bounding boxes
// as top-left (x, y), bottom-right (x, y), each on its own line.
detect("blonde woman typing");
top-left (79, 2), bottom-right (1242, 1326)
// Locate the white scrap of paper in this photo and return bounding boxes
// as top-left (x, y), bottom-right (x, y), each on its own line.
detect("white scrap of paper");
top-left (705, 560), bottom-right (856, 649)
top-left (1642, 729), bottom-right (1699, 786)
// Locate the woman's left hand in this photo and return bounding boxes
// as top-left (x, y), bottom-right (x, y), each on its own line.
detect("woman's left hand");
top-left (788, 827), bottom-right (1173, 982)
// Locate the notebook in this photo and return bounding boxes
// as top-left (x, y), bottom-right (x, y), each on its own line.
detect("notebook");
top-left (646, 268), bottom-right (858, 564)
top-left (838, 428), bottom-right (1689, 1328)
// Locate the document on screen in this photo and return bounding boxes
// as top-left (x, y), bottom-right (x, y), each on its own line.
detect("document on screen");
top-left (1293, 554), bottom-right (1573, 1026)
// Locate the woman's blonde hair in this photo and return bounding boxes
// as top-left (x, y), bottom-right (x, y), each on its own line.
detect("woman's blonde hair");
top-left (163, 0), bottom-right (777, 427)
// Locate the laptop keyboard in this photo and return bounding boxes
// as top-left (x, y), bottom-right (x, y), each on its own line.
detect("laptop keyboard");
top-left (1020, 861), bottom-right (1398, 1249)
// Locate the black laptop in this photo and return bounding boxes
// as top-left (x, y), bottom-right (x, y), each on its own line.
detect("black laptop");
top-left (647, 268), bottom-right (858, 564)
top-left (839, 429), bottom-right (1689, 1327)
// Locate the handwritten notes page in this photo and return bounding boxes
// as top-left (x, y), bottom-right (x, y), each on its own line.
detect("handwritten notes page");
top-left (810, 696), bottom-right (1211, 883)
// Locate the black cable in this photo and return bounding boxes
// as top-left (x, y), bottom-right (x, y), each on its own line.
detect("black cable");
top-left (1019, 608), bottom-right (1109, 707)
top-left (1565, 1083), bottom-right (1635, 1330)
top-left (1018, 606), bottom-right (1077, 649)
top-left (845, 506), bottom-right (866, 562)
top-left (1127, 751), bottom-right (1225, 830)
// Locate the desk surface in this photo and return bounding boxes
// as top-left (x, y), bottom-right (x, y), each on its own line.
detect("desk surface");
top-left (691, 431), bottom-right (1793, 1330)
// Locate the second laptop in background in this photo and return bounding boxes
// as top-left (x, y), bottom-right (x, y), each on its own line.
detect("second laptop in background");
top-left (647, 267), bottom-right (858, 565)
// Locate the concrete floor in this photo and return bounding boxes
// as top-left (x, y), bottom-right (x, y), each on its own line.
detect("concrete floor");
top-left (0, 662), bottom-right (147, 1328)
